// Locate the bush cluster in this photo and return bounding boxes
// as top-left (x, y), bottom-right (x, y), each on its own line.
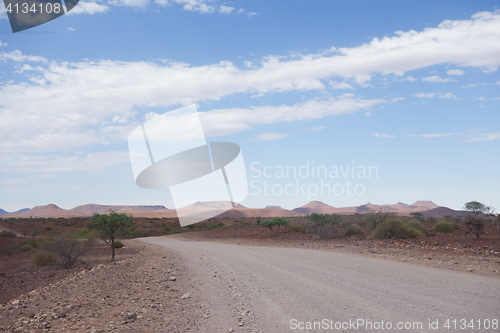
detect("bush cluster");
top-left (433, 221), bottom-right (455, 233)
top-left (32, 251), bottom-right (55, 266)
top-left (21, 239), bottom-right (38, 247)
top-left (113, 240), bottom-right (124, 248)
top-left (19, 244), bottom-right (34, 252)
top-left (0, 230), bottom-right (17, 237)
top-left (372, 218), bottom-right (426, 239)
top-left (407, 221), bottom-right (429, 236)
top-left (343, 224), bottom-right (364, 237)
top-left (288, 225), bottom-right (302, 233)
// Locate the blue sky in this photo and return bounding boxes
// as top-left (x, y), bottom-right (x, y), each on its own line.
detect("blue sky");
top-left (0, 1), bottom-right (499, 212)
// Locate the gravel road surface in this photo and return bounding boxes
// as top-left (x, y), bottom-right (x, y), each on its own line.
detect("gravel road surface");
top-left (141, 237), bottom-right (500, 333)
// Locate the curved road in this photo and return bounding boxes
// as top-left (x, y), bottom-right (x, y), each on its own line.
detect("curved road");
top-left (140, 237), bottom-right (499, 332)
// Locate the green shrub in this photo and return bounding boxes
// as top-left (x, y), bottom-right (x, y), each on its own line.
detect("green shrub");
top-left (19, 245), bottom-right (34, 252)
top-left (172, 228), bottom-right (183, 234)
top-left (289, 225), bottom-right (302, 233)
top-left (162, 225), bottom-right (172, 232)
top-left (372, 219), bottom-right (425, 239)
top-left (21, 239), bottom-right (38, 247)
top-left (434, 221), bottom-right (455, 233)
top-left (343, 224), bottom-right (364, 236)
top-left (408, 221), bottom-right (429, 236)
top-left (113, 240), bottom-right (124, 248)
top-left (0, 230), bottom-right (17, 237)
top-left (32, 251), bottom-right (55, 266)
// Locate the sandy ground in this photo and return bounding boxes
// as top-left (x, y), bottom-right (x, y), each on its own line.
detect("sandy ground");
top-left (0, 241), bottom-right (221, 332)
top-left (142, 237), bottom-right (500, 333)
top-left (1, 230), bottom-right (499, 333)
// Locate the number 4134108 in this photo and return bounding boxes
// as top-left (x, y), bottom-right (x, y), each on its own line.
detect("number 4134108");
top-left (5, 2), bottom-right (62, 14)
top-left (443, 319), bottom-right (498, 330)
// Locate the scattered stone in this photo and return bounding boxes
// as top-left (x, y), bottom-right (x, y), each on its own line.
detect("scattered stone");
top-left (180, 293), bottom-right (190, 299)
top-left (123, 312), bottom-right (137, 323)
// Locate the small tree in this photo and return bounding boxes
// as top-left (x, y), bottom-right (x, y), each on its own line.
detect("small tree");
top-left (46, 233), bottom-right (96, 268)
top-left (22, 228), bottom-right (28, 238)
top-left (261, 219), bottom-right (277, 236)
top-left (410, 212), bottom-right (424, 221)
top-left (324, 214), bottom-right (341, 236)
top-left (365, 209), bottom-right (393, 229)
top-left (88, 212), bottom-right (136, 261)
top-left (463, 214), bottom-right (487, 240)
top-left (307, 213), bottom-right (326, 236)
top-left (271, 217), bottom-right (290, 234)
top-left (31, 229), bottom-right (39, 238)
top-left (463, 201), bottom-right (492, 216)
top-left (232, 219), bottom-right (247, 237)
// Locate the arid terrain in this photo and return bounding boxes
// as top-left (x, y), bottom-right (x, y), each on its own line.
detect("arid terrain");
top-left (0, 211), bottom-right (499, 332)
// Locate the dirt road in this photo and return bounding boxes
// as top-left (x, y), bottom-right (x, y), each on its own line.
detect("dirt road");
top-left (141, 237), bottom-right (500, 333)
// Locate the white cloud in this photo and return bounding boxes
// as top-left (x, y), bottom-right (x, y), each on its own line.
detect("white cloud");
top-left (247, 12), bottom-right (257, 17)
top-left (467, 132), bottom-right (500, 141)
top-left (462, 83), bottom-right (478, 88)
top-left (0, 151), bottom-right (129, 173)
top-left (67, 27), bottom-right (76, 31)
top-left (496, 81), bottom-right (500, 84)
top-left (218, 5), bottom-right (234, 14)
top-left (108, 0), bottom-right (147, 8)
top-left (390, 97), bottom-right (404, 102)
top-left (473, 96), bottom-right (484, 100)
top-left (365, 112), bottom-right (372, 116)
top-left (243, 60), bottom-right (254, 68)
top-left (155, 0), bottom-right (241, 14)
top-left (0, 41), bottom-right (7, 47)
top-left (492, 97), bottom-right (500, 100)
top-left (0, 50), bottom-right (47, 63)
top-left (2, 10), bottom-right (500, 152)
top-left (329, 81), bottom-right (354, 90)
top-left (67, 1), bottom-right (109, 13)
top-left (199, 96), bottom-right (386, 138)
top-left (422, 75), bottom-right (455, 83)
top-left (307, 126), bottom-right (326, 132)
top-left (412, 93), bottom-right (436, 98)
top-left (447, 69), bottom-right (464, 75)
top-left (439, 92), bottom-right (462, 100)
top-left (251, 133), bottom-right (290, 141)
top-left (373, 133), bottom-right (395, 138)
top-left (404, 76), bottom-right (418, 82)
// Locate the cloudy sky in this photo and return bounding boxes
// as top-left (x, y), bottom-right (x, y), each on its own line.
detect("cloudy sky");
top-left (0, 1), bottom-right (499, 212)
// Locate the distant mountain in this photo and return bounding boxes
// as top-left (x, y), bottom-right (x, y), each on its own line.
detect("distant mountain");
top-left (411, 201), bottom-right (440, 210)
top-left (264, 205), bottom-right (284, 210)
top-left (0, 208), bottom-right (29, 214)
top-left (0, 200), bottom-right (454, 219)
top-left (69, 204), bottom-right (168, 215)
top-left (292, 201), bottom-right (337, 214)
top-left (291, 200), bottom-right (443, 215)
top-left (422, 207), bottom-right (465, 218)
